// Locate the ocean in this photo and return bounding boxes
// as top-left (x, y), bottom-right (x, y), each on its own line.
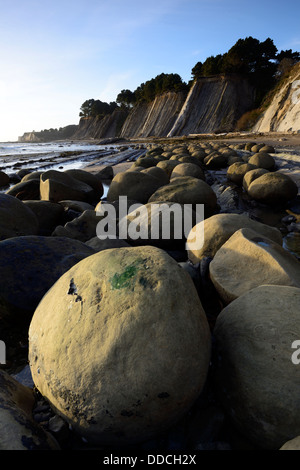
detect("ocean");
top-left (0, 141), bottom-right (117, 175)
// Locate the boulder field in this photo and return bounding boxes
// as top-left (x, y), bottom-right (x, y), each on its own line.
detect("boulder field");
top-left (0, 139), bottom-right (299, 451)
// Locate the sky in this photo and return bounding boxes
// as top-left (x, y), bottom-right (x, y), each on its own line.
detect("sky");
top-left (0, 0), bottom-right (300, 142)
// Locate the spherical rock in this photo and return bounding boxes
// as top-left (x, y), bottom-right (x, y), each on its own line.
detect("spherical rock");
top-left (107, 171), bottom-right (163, 204)
top-left (242, 168), bottom-right (269, 192)
top-left (247, 172), bottom-right (298, 205)
top-left (259, 145), bottom-right (275, 153)
top-left (0, 235), bottom-right (95, 320)
top-left (156, 160), bottom-right (180, 178)
top-left (186, 213), bottom-right (282, 263)
top-left (0, 193), bottom-right (39, 241)
top-left (250, 143), bottom-right (265, 153)
top-left (29, 246), bottom-right (211, 445)
top-left (213, 285), bottom-right (300, 449)
top-left (170, 163), bottom-right (205, 181)
top-left (141, 166), bottom-right (170, 185)
top-left (248, 152), bottom-right (275, 170)
top-left (52, 210), bottom-right (104, 242)
top-left (6, 179), bottom-right (40, 200)
top-left (65, 169), bottom-right (103, 199)
top-left (40, 170), bottom-right (97, 203)
top-left (227, 162), bottom-right (257, 185)
top-left (204, 154), bottom-right (228, 170)
top-left (209, 227), bottom-right (300, 303)
top-left (0, 171), bottom-right (10, 188)
top-left (23, 200), bottom-right (64, 235)
top-left (22, 171), bottom-right (42, 182)
top-left (118, 202), bottom-right (198, 250)
top-left (148, 176), bottom-right (217, 217)
top-left (280, 436), bottom-right (300, 450)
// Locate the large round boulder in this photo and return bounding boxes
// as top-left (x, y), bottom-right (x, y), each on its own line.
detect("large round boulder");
top-left (23, 200), bottom-right (64, 235)
top-left (186, 213), bottom-right (282, 263)
top-left (40, 170), bottom-right (97, 203)
top-left (52, 210), bottom-right (104, 242)
top-left (6, 180), bottom-right (40, 200)
top-left (0, 193), bottom-right (39, 241)
top-left (213, 285), bottom-right (300, 449)
top-left (209, 228), bottom-right (300, 304)
top-left (156, 160), bottom-right (180, 178)
top-left (170, 163), bottom-right (205, 181)
top-left (242, 168), bottom-right (269, 192)
top-left (29, 246), bottom-right (211, 445)
top-left (118, 202), bottom-right (198, 250)
top-left (141, 166), bottom-right (170, 186)
top-left (64, 169), bottom-right (103, 200)
top-left (148, 176), bottom-right (217, 217)
top-left (248, 152), bottom-right (275, 171)
top-left (246, 172), bottom-right (298, 205)
top-left (0, 171), bottom-right (10, 188)
top-left (0, 236), bottom-right (95, 321)
top-left (227, 162), bottom-right (257, 185)
top-left (107, 171), bottom-right (163, 204)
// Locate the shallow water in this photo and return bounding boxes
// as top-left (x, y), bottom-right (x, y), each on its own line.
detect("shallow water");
top-left (0, 141), bottom-right (117, 176)
top-left (0, 141), bottom-right (110, 157)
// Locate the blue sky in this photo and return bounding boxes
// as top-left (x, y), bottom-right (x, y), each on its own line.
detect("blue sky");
top-left (0, 0), bottom-right (300, 142)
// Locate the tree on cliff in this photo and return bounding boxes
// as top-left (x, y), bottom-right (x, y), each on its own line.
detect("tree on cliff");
top-left (79, 99), bottom-right (118, 118)
top-left (132, 73), bottom-right (189, 103)
top-left (116, 89), bottom-right (136, 108)
top-left (191, 37), bottom-right (282, 106)
top-left (276, 49), bottom-right (300, 76)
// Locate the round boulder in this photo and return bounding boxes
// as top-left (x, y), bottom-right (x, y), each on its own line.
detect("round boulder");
top-left (209, 227), bottom-right (300, 304)
top-left (227, 162), bottom-right (257, 185)
top-left (141, 166), bottom-right (170, 185)
top-left (0, 171), bottom-right (10, 188)
top-left (29, 246), bottom-right (211, 445)
top-left (0, 236), bottom-right (95, 320)
top-left (213, 285), bottom-right (300, 449)
top-left (186, 213), bottom-right (282, 263)
top-left (248, 152), bottom-right (275, 170)
top-left (118, 202), bottom-right (198, 250)
top-left (40, 170), bottom-right (97, 204)
top-left (170, 163), bottom-right (205, 181)
top-left (23, 200), bottom-right (64, 235)
top-left (156, 160), bottom-right (180, 178)
top-left (0, 193), bottom-right (39, 241)
top-left (242, 168), bottom-right (269, 192)
top-left (148, 176), bottom-right (217, 217)
top-left (107, 171), bottom-right (163, 204)
top-left (247, 172), bottom-right (298, 205)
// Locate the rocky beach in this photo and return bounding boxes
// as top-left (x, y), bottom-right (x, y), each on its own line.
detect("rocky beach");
top-left (0, 132), bottom-right (300, 452)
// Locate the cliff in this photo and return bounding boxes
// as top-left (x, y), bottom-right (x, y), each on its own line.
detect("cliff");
top-left (253, 63), bottom-right (300, 133)
top-left (120, 91), bottom-right (187, 138)
top-left (168, 74), bottom-right (255, 137)
top-left (18, 125), bottom-right (78, 143)
top-left (18, 132), bottom-right (42, 143)
top-left (72, 108), bottom-right (128, 140)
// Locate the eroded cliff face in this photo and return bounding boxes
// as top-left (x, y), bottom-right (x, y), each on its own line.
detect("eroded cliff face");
top-left (168, 74), bottom-right (255, 137)
top-left (120, 91), bottom-right (187, 138)
top-left (18, 132), bottom-right (41, 143)
top-left (253, 63), bottom-right (300, 133)
top-left (72, 108), bottom-right (128, 140)
top-left (69, 75), bottom-right (254, 141)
